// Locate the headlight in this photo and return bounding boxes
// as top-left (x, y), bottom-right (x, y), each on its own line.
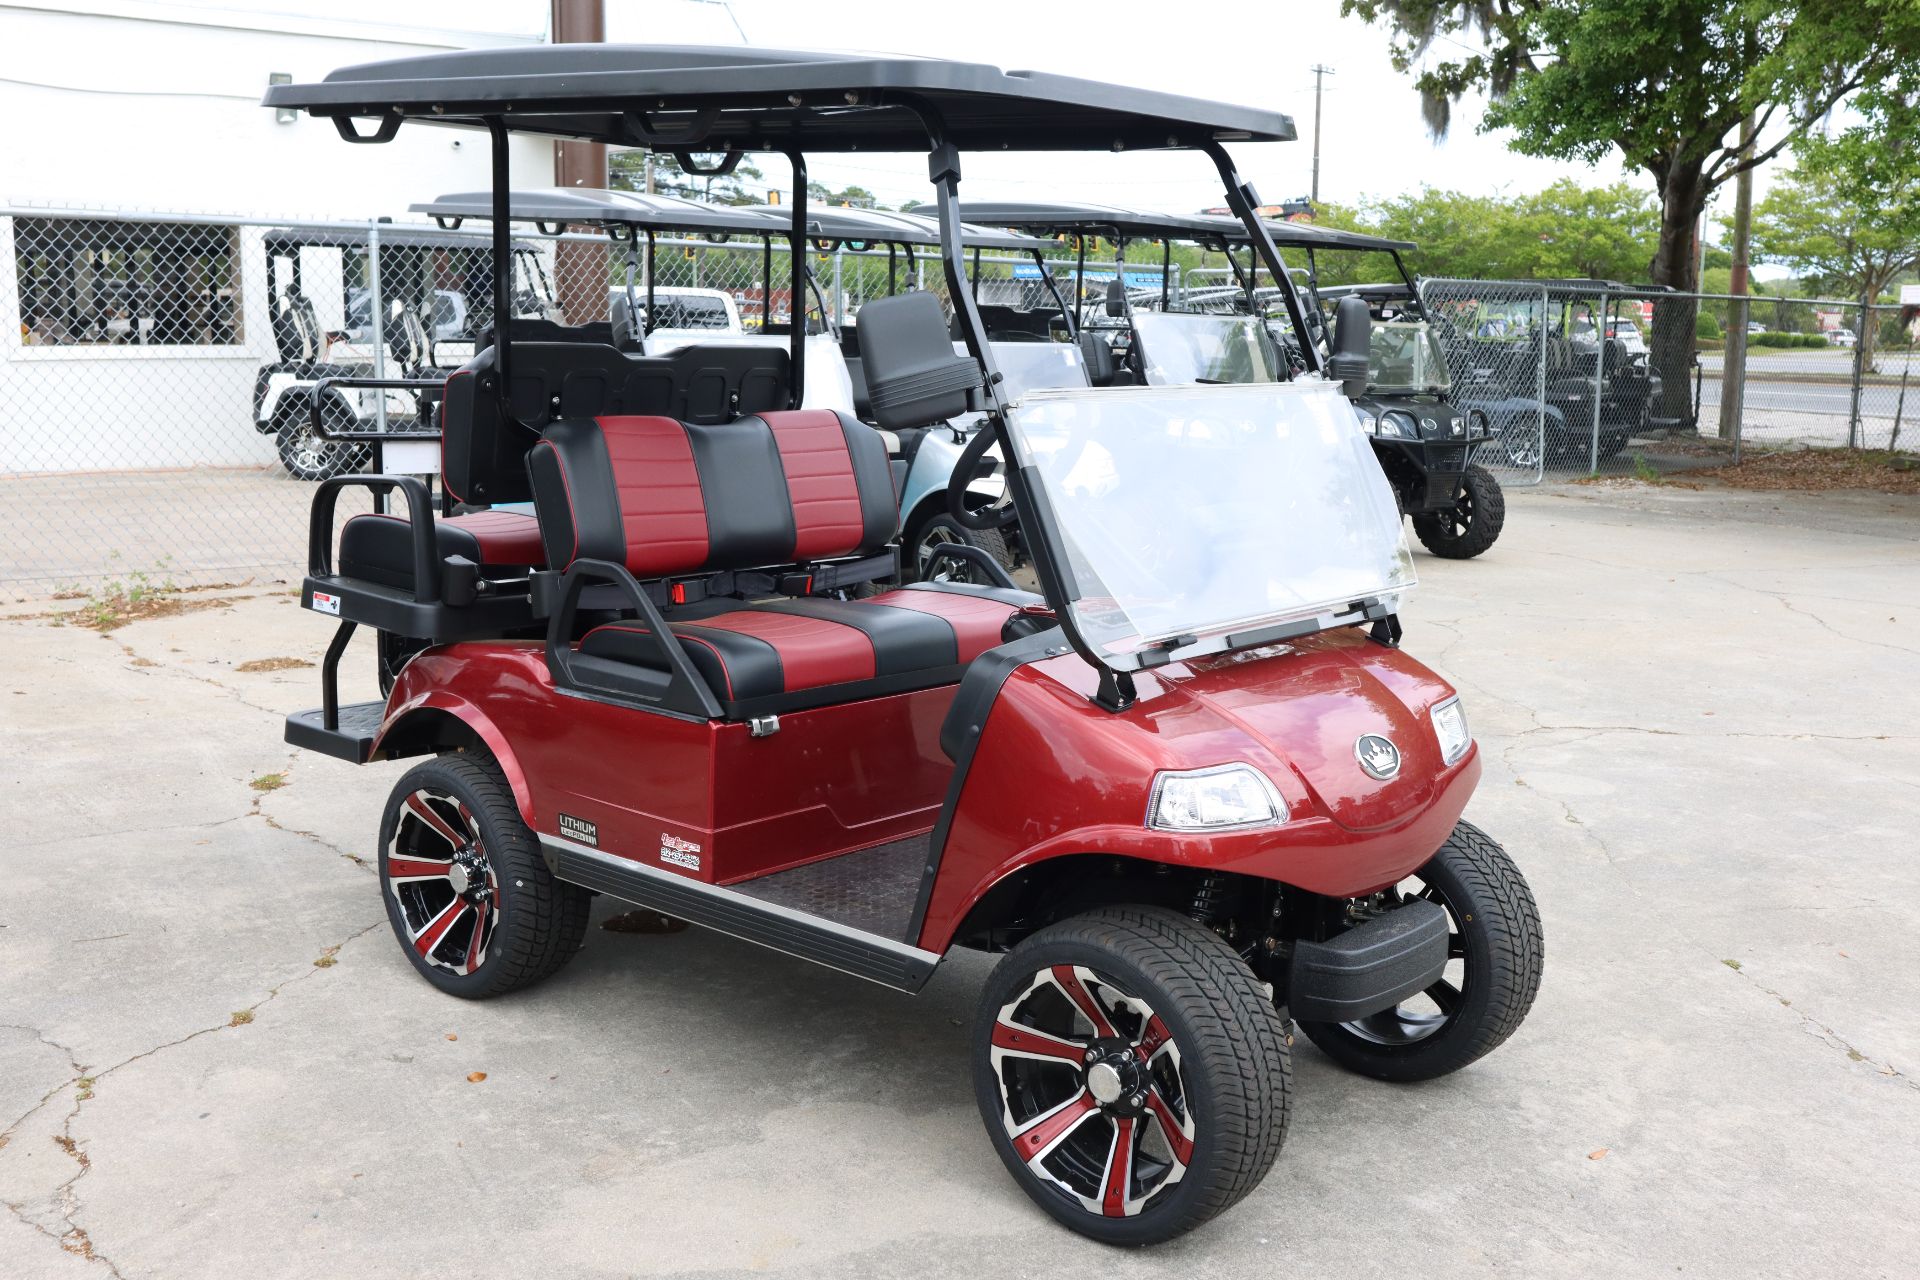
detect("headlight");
top-left (1432, 696), bottom-right (1471, 765)
top-left (1147, 764), bottom-right (1288, 832)
top-left (1376, 411), bottom-right (1415, 439)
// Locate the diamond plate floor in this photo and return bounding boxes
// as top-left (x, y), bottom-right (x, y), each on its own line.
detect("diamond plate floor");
top-left (728, 834), bottom-right (931, 942)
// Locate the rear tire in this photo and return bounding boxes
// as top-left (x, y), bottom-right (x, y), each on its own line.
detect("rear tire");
top-left (972, 906), bottom-right (1291, 1245)
top-left (1299, 822), bottom-right (1542, 1082)
top-left (275, 399), bottom-right (368, 482)
top-left (377, 753), bottom-right (590, 999)
top-left (1412, 464), bottom-right (1504, 560)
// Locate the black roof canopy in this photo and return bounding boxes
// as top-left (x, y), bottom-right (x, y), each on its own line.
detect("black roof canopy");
top-left (262, 45), bottom-right (1296, 153)
top-left (260, 223), bottom-right (507, 251)
top-left (412, 188), bottom-right (780, 237)
top-left (732, 203), bottom-right (1045, 251)
top-left (925, 200), bottom-right (1415, 253)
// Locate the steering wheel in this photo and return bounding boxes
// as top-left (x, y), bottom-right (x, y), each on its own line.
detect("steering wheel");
top-left (947, 421), bottom-right (1019, 531)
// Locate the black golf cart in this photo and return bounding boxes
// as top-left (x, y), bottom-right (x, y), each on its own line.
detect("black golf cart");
top-left (937, 202), bottom-right (1506, 558)
top-left (269, 45), bottom-right (1540, 1245)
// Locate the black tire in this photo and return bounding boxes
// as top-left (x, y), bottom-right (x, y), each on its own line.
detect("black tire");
top-left (972, 906), bottom-right (1291, 1245)
top-left (275, 399), bottom-right (368, 482)
top-left (1412, 464), bottom-right (1505, 560)
top-left (905, 509), bottom-right (1014, 585)
top-left (377, 753), bottom-right (590, 999)
top-left (1299, 821), bottom-right (1542, 1083)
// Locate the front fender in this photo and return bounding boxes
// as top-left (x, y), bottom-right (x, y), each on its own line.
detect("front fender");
top-left (916, 631), bottom-right (1479, 952)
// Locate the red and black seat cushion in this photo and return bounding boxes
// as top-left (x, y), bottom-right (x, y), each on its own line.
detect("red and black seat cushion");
top-left (525, 411), bottom-right (896, 578)
top-left (577, 585), bottom-right (1037, 711)
top-left (338, 509), bottom-right (544, 592)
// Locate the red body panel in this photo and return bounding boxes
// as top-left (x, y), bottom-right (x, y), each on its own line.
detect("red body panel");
top-left (914, 629), bottom-right (1477, 952)
top-left (374, 626), bottom-right (1474, 956)
top-left (377, 643), bottom-right (951, 883)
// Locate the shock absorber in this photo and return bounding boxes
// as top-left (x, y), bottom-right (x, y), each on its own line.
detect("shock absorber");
top-left (1188, 873), bottom-right (1233, 930)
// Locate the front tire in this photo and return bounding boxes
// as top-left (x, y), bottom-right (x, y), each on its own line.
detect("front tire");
top-left (905, 510), bottom-right (1014, 586)
top-left (1299, 822), bottom-right (1542, 1082)
top-left (972, 907), bottom-right (1291, 1245)
top-left (1412, 464), bottom-right (1505, 560)
top-left (377, 753), bottom-right (590, 999)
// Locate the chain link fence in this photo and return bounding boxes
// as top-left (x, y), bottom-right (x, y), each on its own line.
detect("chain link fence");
top-left (1418, 278), bottom-right (1918, 484)
top-left (4, 205), bottom-right (1914, 589)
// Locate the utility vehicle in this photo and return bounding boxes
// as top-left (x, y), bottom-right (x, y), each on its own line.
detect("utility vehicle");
top-left (269, 46), bottom-right (1541, 1245)
top-left (939, 202), bottom-right (1506, 559)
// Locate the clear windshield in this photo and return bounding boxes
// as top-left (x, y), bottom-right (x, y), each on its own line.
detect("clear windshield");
top-left (955, 340), bottom-right (1091, 399)
top-left (1368, 320), bottom-right (1451, 393)
top-left (1009, 382), bottom-right (1415, 663)
top-left (1132, 312), bottom-right (1283, 386)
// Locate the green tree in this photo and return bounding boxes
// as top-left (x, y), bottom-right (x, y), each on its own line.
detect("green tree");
top-left (1512, 181), bottom-right (1660, 281)
top-left (1343, 0), bottom-right (1920, 416)
top-left (1750, 124), bottom-right (1920, 367)
top-left (609, 149), bottom-right (769, 204)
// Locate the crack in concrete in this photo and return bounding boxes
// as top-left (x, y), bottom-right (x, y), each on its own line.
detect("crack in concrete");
top-left (1499, 731), bottom-right (1915, 1091)
top-left (0, 919), bottom-right (383, 1277)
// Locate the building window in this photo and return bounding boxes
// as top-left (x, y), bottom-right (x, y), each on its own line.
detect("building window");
top-left (14, 217), bottom-right (243, 347)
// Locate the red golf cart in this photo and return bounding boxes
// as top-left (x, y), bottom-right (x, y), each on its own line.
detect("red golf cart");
top-left (269, 47), bottom-right (1541, 1245)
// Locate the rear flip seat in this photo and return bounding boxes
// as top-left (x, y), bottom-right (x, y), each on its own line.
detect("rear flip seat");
top-left (339, 508), bottom-right (545, 592)
top-left (529, 411), bottom-right (1041, 715)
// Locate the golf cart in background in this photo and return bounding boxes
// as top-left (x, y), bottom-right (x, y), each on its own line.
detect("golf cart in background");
top-left (270, 45), bottom-right (1540, 1244)
top-left (940, 202), bottom-right (1507, 559)
top-left (1427, 278), bottom-right (1678, 470)
top-left (255, 222), bottom-right (552, 480)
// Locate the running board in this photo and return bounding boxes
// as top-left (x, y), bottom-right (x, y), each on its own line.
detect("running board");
top-left (541, 837), bottom-right (940, 993)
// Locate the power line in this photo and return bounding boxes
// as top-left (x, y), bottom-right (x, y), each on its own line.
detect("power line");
top-left (1310, 64), bottom-right (1335, 205)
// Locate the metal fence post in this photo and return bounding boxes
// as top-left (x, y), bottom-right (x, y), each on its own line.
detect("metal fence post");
top-left (366, 220), bottom-right (388, 436)
top-left (832, 245), bottom-right (844, 328)
top-left (1590, 300), bottom-right (1605, 476)
top-left (1535, 285), bottom-right (1548, 485)
top-left (1847, 292), bottom-right (1868, 449)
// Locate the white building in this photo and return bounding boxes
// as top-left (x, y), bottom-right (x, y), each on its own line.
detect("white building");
top-left (0, 1), bottom-right (554, 471)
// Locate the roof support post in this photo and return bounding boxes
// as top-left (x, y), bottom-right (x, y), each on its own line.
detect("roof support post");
top-left (785, 150), bottom-right (807, 409)
top-left (1201, 139), bottom-right (1321, 374)
top-left (487, 117), bottom-right (513, 410)
top-left (1034, 249), bottom-right (1074, 337)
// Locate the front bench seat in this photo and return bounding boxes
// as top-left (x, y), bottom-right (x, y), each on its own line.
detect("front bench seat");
top-left (530, 411), bottom-right (1039, 714)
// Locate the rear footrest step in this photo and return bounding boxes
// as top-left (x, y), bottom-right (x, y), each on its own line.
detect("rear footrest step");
top-left (285, 701), bottom-right (385, 764)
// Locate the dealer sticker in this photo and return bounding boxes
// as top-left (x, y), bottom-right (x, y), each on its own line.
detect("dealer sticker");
top-left (311, 590), bottom-right (341, 616)
top-left (659, 834), bottom-right (702, 871)
top-left (558, 813), bottom-right (598, 847)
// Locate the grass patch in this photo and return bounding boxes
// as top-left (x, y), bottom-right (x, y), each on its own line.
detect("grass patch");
top-left (229, 1010), bottom-right (254, 1027)
top-left (1722, 958), bottom-right (1742, 970)
top-left (250, 773), bottom-right (288, 793)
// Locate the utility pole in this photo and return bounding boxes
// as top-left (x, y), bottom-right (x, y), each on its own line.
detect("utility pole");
top-left (1718, 112), bottom-right (1756, 451)
top-left (1309, 64), bottom-right (1334, 205)
top-left (551, 0), bottom-right (607, 322)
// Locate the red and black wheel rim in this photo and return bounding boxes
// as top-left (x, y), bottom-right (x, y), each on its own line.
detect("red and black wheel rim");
top-left (988, 964), bottom-right (1196, 1219)
top-left (385, 789), bottom-right (498, 976)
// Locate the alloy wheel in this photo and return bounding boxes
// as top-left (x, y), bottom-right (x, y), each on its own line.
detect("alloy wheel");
top-left (988, 964), bottom-right (1196, 1219)
top-left (385, 788), bottom-right (499, 976)
top-left (1339, 874), bottom-right (1466, 1046)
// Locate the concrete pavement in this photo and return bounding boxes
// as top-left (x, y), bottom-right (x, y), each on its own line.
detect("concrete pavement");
top-left (2, 484), bottom-right (1917, 1277)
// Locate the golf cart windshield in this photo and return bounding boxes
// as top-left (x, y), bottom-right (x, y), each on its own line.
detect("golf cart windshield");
top-left (1008, 381), bottom-right (1414, 664)
top-left (1368, 320), bottom-right (1451, 393)
top-left (1132, 312), bottom-right (1284, 386)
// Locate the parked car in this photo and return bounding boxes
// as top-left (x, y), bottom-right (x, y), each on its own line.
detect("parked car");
top-left (1828, 328), bottom-right (1857, 347)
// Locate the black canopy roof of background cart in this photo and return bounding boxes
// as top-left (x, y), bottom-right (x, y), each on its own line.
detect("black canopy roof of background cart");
top-left (929, 200), bottom-right (1413, 254)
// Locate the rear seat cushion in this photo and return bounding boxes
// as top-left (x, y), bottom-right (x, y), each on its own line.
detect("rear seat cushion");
top-left (527, 411), bottom-right (895, 578)
top-left (339, 509), bottom-right (544, 591)
top-left (577, 585), bottom-right (1040, 708)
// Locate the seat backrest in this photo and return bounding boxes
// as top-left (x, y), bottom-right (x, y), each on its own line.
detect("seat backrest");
top-left (1079, 331), bottom-right (1118, 387)
top-left (526, 411), bottom-right (896, 578)
top-left (506, 341), bottom-right (790, 428)
top-left (857, 292), bottom-right (982, 431)
top-left (271, 292), bottom-right (311, 363)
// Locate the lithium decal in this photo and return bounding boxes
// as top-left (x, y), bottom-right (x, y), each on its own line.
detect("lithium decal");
top-left (659, 834), bottom-right (702, 871)
top-left (558, 813), bottom-right (598, 847)
top-left (311, 590), bottom-right (341, 616)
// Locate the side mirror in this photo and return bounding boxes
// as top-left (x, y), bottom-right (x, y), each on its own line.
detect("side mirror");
top-left (1105, 278), bottom-right (1128, 318)
top-left (1330, 294), bottom-right (1371, 399)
